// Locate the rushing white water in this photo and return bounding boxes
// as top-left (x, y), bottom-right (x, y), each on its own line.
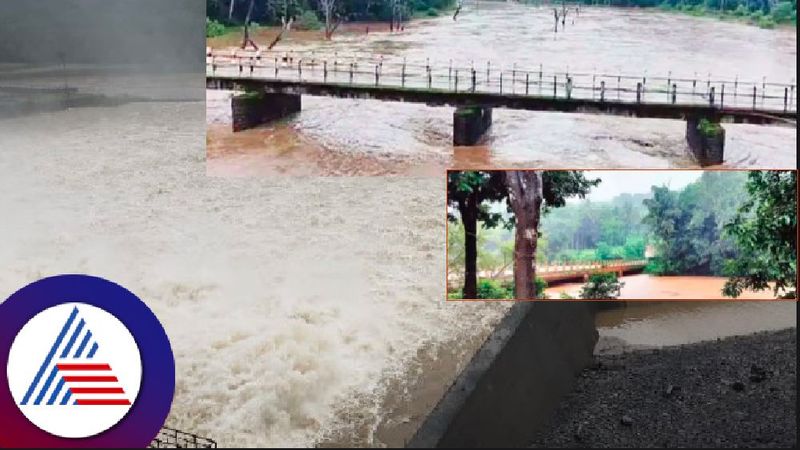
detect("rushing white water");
top-left (0, 72), bottom-right (509, 446)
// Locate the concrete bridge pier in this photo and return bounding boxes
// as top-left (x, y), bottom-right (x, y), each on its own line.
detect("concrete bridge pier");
top-left (453, 106), bottom-right (492, 145)
top-left (686, 116), bottom-right (725, 166)
top-left (231, 91), bottom-right (301, 132)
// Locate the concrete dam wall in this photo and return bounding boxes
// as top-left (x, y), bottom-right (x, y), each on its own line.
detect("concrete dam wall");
top-left (408, 301), bottom-right (600, 448)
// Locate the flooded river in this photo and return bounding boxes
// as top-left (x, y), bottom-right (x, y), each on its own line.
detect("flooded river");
top-left (207, 4), bottom-right (797, 175)
top-left (0, 68), bottom-right (508, 447)
top-left (545, 273), bottom-right (781, 300)
top-left (594, 300), bottom-right (797, 354)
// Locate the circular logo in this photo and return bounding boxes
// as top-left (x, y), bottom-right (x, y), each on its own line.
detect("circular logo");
top-left (7, 303), bottom-right (143, 438)
top-left (0, 275), bottom-right (174, 448)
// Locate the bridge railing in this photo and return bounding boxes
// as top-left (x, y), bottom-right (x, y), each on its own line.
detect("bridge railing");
top-left (538, 259), bottom-right (647, 274)
top-left (207, 50), bottom-right (796, 113)
top-left (149, 427), bottom-right (217, 448)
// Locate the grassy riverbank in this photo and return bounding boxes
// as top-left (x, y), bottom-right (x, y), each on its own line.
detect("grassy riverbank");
top-left (206, 0), bottom-right (457, 39)
top-left (521, 0), bottom-right (796, 29)
top-left (530, 327), bottom-right (797, 447)
top-left (655, 2), bottom-right (797, 29)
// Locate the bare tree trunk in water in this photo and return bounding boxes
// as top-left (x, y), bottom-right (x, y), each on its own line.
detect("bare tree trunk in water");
top-left (241, 0), bottom-right (259, 50)
top-left (506, 171), bottom-right (543, 300)
top-left (320, 0), bottom-right (338, 39)
top-left (458, 195), bottom-right (479, 299)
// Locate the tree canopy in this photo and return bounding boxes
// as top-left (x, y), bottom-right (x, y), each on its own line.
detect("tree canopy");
top-left (722, 171), bottom-right (797, 298)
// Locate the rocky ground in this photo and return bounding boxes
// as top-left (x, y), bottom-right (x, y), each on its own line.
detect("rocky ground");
top-left (530, 328), bottom-right (797, 448)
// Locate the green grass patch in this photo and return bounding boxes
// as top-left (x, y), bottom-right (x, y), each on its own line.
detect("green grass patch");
top-left (697, 118), bottom-right (723, 138)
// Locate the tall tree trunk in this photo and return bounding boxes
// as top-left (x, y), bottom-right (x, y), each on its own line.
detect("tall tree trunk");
top-left (241, 0), bottom-right (258, 50)
top-left (506, 171), bottom-right (543, 300)
top-left (228, 0), bottom-right (236, 20)
top-left (458, 195), bottom-right (479, 299)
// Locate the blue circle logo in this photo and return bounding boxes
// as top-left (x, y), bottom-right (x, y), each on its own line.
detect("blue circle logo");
top-left (0, 275), bottom-right (175, 447)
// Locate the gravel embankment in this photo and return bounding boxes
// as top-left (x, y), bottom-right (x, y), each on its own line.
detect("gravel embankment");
top-left (530, 328), bottom-right (797, 448)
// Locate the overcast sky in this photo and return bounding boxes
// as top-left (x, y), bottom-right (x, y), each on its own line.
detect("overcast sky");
top-left (0, 0), bottom-right (203, 69)
top-left (576, 170), bottom-right (703, 202)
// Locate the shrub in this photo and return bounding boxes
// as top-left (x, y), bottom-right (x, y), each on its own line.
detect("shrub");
top-left (579, 273), bottom-right (624, 299)
top-left (757, 16), bottom-right (777, 28)
top-left (644, 257), bottom-right (668, 275)
top-left (770, 1), bottom-right (795, 22)
top-left (426, 7), bottom-right (440, 17)
top-left (732, 4), bottom-right (749, 16)
top-left (688, 4), bottom-right (707, 15)
top-left (295, 10), bottom-right (323, 30)
top-left (206, 18), bottom-right (227, 38)
top-left (477, 279), bottom-right (510, 299)
top-left (697, 118), bottom-right (723, 137)
top-left (749, 10), bottom-right (764, 22)
top-left (535, 277), bottom-right (548, 297)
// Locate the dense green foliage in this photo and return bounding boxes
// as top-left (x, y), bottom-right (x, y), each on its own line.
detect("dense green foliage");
top-left (643, 171), bottom-right (747, 276)
top-left (473, 278), bottom-right (548, 299)
top-left (207, 18), bottom-right (228, 37)
top-left (206, 0), bottom-right (457, 30)
top-left (722, 171), bottom-right (797, 298)
top-left (568, 0), bottom-right (797, 27)
top-left (539, 193), bottom-right (649, 263)
top-left (447, 277), bottom-right (548, 299)
top-left (447, 170), bottom-right (598, 299)
top-left (296, 10), bottom-right (324, 29)
top-left (579, 272), bottom-right (624, 299)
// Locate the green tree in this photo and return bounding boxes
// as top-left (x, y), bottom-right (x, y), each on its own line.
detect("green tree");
top-left (447, 171), bottom-right (507, 298)
top-left (723, 171), bottom-right (797, 298)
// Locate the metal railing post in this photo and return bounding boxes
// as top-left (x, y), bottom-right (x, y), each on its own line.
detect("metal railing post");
top-left (471, 69), bottom-right (476, 92)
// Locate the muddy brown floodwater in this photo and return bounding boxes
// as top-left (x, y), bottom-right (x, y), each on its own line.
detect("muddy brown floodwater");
top-left (545, 274), bottom-right (781, 300)
top-left (206, 4), bottom-right (796, 175)
top-left (592, 300), bottom-right (797, 354)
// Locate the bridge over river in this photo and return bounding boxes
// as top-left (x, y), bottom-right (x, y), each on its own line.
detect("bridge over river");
top-left (206, 49), bottom-right (796, 166)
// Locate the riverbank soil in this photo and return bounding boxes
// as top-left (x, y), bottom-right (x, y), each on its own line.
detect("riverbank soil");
top-left (529, 328), bottom-right (797, 448)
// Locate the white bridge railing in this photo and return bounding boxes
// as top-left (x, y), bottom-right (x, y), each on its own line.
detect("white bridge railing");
top-left (207, 48), bottom-right (797, 113)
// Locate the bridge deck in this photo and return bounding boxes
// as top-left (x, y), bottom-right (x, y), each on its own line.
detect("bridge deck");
top-left (207, 51), bottom-right (796, 124)
top-left (449, 259), bottom-right (649, 288)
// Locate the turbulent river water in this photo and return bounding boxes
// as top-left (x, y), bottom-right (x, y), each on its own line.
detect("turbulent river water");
top-left (1, 6), bottom-right (797, 448)
top-left (207, 4), bottom-right (797, 175)
top-left (0, 68), bottom-right (510, 447)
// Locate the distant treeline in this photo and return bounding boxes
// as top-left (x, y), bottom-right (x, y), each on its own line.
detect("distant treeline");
top-left (206, 0), bottom-right (456, 32)
top-left (642, 171), bottom-right (748, 276)
top-left (539, 193), bottom-right (650, 263)
top-left (558, 0), bottom-right (796, 27)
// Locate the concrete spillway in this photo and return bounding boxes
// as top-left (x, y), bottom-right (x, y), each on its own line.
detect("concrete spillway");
top-left (408, 301), bottom-right (600, 448)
